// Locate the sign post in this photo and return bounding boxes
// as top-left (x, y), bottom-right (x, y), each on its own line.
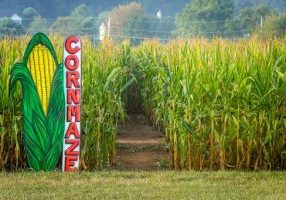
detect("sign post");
top-left (62, 36), bottom-right (82, 172)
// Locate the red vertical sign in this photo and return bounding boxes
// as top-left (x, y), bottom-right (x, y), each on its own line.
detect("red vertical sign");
top-left (62, 36), bottom-right (81, 172)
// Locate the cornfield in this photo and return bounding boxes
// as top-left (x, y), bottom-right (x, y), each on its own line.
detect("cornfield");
top-left (0, 36), bottom-right (133, 170)
top-left (133, 38), bottom-right (286, 170)
top-left (0, 35), bottom-right (286, 171)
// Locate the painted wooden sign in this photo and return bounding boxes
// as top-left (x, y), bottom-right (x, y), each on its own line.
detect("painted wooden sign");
top-left (62, 36), bottom-right (82, 172)
top-left (9, 33), bottom-right (65, 171)
top-left (9, 33), bottom-right (82, 172)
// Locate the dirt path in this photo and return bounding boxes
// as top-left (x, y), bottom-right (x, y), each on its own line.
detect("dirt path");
top-left (115, 114), bottom-right (169, 170)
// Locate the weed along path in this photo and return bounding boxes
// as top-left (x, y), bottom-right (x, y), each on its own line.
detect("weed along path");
top-left (115, 114), bottom-right (170, 170)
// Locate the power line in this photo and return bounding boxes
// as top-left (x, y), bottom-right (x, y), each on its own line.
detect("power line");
top-left (8, 14), bottom-right (175, 22)
top-left (0, 26), bottom-right (249, 37)
top-left (1, 16), bottom-right (252, 41)
top-left (2, 15), bottom-right (251, 25)
top-left (71, 33), bottom-right (246, 42)
top-left (1, 31), bottom-right (247, 42)
top-left (109, 34), bottom-right (172, 41)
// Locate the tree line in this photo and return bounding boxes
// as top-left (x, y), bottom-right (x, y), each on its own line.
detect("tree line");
top-left (0, 0), bottom-right (285, 40)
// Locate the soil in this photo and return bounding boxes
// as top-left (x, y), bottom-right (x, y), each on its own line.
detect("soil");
top-left (115, 114), bottom-right (170, 170)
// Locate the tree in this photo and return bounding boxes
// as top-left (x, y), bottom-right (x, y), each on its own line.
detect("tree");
top-left (234, 0), bottom-right (253, 10)
top-left (50, 4), bottom-right (97, 35)
top-left (234, 0), bottom-right (286, 12)
top-left (50, 16), bottom-right (74, 35)
top-left (239, 4), bottom-right (276, 32)
top-left (258, 13), bottom-right (286, 38)
top-left (22, 7), bottom-right (40, 27)
top-left (70, 4), bottom-right (89, 18)
top-left (108, 2), bottom-right (146, 42)
top-left (224, 4), bottom-right (277, 37)
top-left (0, 17), bottom-right (24, 37)
top-left (27, 16), bottom-right (49, 35)
top-left (123, 14), bottom-right (150, 44)
top-left (175, 0), bottom-right (235, 38)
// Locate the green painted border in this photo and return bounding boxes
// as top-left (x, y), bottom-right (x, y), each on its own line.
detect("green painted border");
top-left (23, 32), bottom-right (58, 66)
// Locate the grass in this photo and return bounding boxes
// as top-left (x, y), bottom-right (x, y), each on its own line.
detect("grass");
top-left (0, 171), bottom-right (286, 200)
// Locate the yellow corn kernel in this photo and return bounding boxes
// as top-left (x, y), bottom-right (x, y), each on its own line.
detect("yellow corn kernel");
top-left (27, 44), bottom-right (56, 115)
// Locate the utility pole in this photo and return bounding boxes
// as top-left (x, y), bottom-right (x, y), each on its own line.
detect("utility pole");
top-left (99, 22), bottom-right (107, 41)
top-left (107, 16), bottom-right (111, 39)
top-left (157, 9), bottom-right (162, 40)
top-left (260, 16), bottom-right (263, 34)
top-left (157, 9), bottom-right (162, 23)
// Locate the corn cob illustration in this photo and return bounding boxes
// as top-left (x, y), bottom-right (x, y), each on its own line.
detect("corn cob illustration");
top-left (9, 33), bottom-right (64, 171)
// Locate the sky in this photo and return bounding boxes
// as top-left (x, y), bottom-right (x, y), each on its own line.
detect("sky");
top-left (0, 0), bottom-right (189, 18)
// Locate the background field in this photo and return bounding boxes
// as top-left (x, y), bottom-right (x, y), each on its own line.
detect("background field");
top-left (0, 171), bottom-right (286, 200)
top-left (1, 36), bottom-right (286, 171)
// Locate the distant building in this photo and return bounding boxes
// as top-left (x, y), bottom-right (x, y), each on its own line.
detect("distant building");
top-left (157, 9), bottom-right (162, 20)
top-left (11, 14), bottom-right (22, 24)
top-left (99, 22), bottom-right (107, 41)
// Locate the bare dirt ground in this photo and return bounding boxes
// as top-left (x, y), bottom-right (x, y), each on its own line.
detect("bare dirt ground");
top-left (115, 114), bottom-right (170, 170)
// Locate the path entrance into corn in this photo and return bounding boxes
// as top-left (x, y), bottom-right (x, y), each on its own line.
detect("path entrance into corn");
top-left (115, 114), bottom-right (170, 170)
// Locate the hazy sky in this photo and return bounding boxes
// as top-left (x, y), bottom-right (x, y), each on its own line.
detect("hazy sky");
top-left (0, 0), bottom-right (189, 18)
